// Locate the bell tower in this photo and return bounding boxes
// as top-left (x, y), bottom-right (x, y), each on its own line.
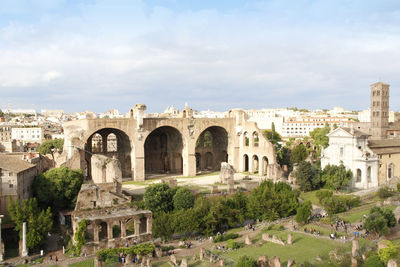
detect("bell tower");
top-left (370, 81), bottom-right (389, 139)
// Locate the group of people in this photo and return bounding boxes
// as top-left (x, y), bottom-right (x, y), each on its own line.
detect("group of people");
top-left (329, 232), bottom-right (338, 240)
top-left (118, 253), bottom-right (128, 263)
top-left (49, 255), bottom-right (58, 262)
top-left (331, 219), bottom-right (348, 233)
top-left (246, 223), bottom-right (256, 231)
top-left (303, 227), bottom-right (320, 236)
top-left (183, 241), bottom-right (193, 249)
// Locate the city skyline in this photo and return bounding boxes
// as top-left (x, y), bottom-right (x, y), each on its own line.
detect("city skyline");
top-left (1, 0), bottom-right (400, 113)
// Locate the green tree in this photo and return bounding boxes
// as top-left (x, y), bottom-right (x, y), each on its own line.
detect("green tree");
top-left (144, 183), bottom-right (174, 213)
top-left (263, 123), bottom-right (282, 145)
top-left (247, 181), bottom-right (299, 221)
top-left (293, 161), bottom-right (321, 191)
top-left (296, 200), bottom-right (312, 224)
top-left (32, 166), bottom-right (84, 212)
top-left (310, 125), bottom-right (330, 149)
top-left (276, 146), bottom-right (292, 169)
top-left (173, 187), bottom-right (194, 211)
top-left (235, 256), bottom-right (257, 267)
top-left (291, 144), bottom-right (308, 163)
top-left (37, 139), bottom-right (64, 154)
top-left (0, 109), bottom-right (4, 117)
top-left (315, 190), bottom-right (333, 203)
top-left (365, 207), bottom-right (397, 236)
top-left (263, 124), bottom-right (291, 169)
top-left (152, 212), bottom-right (174, 240)
top-left (37, 139), bottom-right (64, 166)
top-left (171, 208), bottom-right (200, 236)
top-left (8, 197), bottom-right (53, 250)
top-left (321, 164), bottom-right (352, 190)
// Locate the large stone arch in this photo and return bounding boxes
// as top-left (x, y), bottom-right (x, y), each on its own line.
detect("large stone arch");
top-left (144, 126), bottom-right (184, 178)
top-left (84, 127), bottom-right (132, 179)
top-left (195, 126), bottom-right (228, 173)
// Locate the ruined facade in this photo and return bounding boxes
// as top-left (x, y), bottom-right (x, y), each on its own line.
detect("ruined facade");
top-left (71, 154), bottom-right (152, 252)
top-left (62, 105), bottom-right (281, 181)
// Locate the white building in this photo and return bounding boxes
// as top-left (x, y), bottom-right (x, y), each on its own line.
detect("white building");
top-left (11, 127), bottom-right (43, 143)
top-left (243, 108), bottom-right (300, 135)
top-left (41, 109), bottom-right (64, 118)
top-left (321, 127), bottom-right (379, 189)
top-left (4, 109), bottom-right (36, 115)
top-left (358, 109), bottom-right (370, 122)
top-left (282, 116), bottom-right (355, 137)
top-left (358, 109), bottom-right (397, 123)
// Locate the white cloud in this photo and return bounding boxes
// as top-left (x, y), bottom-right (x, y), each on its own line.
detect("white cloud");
top-left (0, 0), bottom-right (400, 112)
top-left (42, 71), bottom-right (62, 82)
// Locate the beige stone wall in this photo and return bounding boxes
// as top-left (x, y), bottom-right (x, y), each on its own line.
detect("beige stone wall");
top-left (62, 105), bottom-right (281, 181)
top-left (378, 153), bottom-right (400, 185)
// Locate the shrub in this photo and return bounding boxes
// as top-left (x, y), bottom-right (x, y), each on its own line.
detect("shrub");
top-left (235, 256), bottom-right (257, 267)
top-left (227, 239), bottom-right (241, 249)
top-left (364, 255), bottom-right (384, 267)
top-left (365, 207), bottom-right (397, 236)
top-left (160, 245), bottom-right (175, 252)
top-left (321, 195), bottom-right (360, 214)
top-left (397, 183), bottom-right (400, 192)
top-left (214, 233), bottom-right (239, 243)
top-left (378, 187), bottom-right (393, 199)
top-left (96, 243), bottom-right (156, 262)
top-left (379, 241), bottom-right (398, 264)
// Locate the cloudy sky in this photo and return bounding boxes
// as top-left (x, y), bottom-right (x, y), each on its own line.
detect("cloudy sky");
top-left (1, 0), bottom-right (400, 114)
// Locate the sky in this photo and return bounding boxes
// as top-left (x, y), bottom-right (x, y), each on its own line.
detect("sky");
top-left (1, 0), bottom-right (400, 114)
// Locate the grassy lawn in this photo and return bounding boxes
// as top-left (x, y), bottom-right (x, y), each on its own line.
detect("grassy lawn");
top-left (69, 259), bottom-right (95, 267)
top-left (215, 229), bottom-right (350, 265)
top-left (299, 190), bottom-right (321, 206)
top-left (226, 227), bottom-right (243, 234)
top-left (182, 172), bottom-right (220, 179)
top-left (392, 239), bottom-right (400, 246)
top-left (122, 179), bottom-right (160, 186)
top-left (153, 259), bottom-right (209, 267)
top-left (339, 204), bottom-right (397, 223)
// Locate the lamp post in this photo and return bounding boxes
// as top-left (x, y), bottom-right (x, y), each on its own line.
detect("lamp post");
top-left (0, 214), bottom-right (4, 262)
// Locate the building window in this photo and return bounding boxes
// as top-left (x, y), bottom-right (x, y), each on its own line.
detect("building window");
top-left (388, 163), bottom-right (393, 179)
top-left (356, 169), bottom-right (362, 182)
top-left (9, 183), bottom-right (13, 188)
top-left (340, 147), bottom-right (344, 157)
top-left (389, 154), bottom-right (391, 158)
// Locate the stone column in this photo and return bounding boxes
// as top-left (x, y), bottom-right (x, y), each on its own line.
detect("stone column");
top-left (22, 222), bottom-right (28, 257)
top-left (121, 221), bottom-right (126, 238)
top-left (107, 222), bottom-right (113, 240)
top-left (134, 141), bottom-right (145, 181)
top-left (0, 215), bottom-right (3, 262)
top-left (130, 148), bottom-right (136, 180)
top-left (146, 215), bottom-right (152, 234)
top-left (94, 224), bottom-right (100, 242)
top-left (363, 166), bottom-right (368, 189)
top-left (134, 217), bottom-right (141, 236)
top-left (183, 138), bottom-right (196, 177)
top-left (249, 157), bottom-right (254, 174)
top-left (101, 133), bottom-right (108, 153)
